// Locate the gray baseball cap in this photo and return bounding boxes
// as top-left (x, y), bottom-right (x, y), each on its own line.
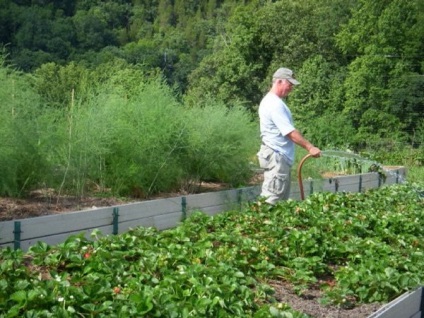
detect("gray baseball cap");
top-left (272, 68), bottom-right (300, 85)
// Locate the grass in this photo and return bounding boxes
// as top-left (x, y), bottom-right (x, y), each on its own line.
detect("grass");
top-left (293, 147), bottom-right (424, 186)
top-left (406, 166), bottom-right (424, 184)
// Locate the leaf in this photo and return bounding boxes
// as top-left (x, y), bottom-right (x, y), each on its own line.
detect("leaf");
top-left (10, 290), bottom-right (27, 303)
top-left (0, 279), bottom-right (8, 290)
top-left (27, 289), bottom-right (40, 302)
top-left (81, 303), bottom-right (97, 311)
top-left (6, 304), bottom-right (22, 317)
top-left (234, 271), bottom-right (245, 278)
top-left (98, 300), bottom-right (113, 311)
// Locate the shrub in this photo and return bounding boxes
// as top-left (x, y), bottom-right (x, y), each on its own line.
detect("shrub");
top-left (1, 59), bottom-right (260, 198)
top-left (181, 100), bottom-right (258, 190)
top-left (0, 63), bottom-right (51, 196)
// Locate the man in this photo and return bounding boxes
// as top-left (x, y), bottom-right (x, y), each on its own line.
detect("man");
top-left (257, 67), bottom-right (321, 205)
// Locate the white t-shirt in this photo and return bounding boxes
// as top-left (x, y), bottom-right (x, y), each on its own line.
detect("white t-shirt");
top-left (258, 92), bottom-right (295, 166)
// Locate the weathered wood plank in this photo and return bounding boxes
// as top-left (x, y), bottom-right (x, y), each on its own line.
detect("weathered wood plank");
top-left (186, 190), bottom-right (237, 210)
top-left (322, 178), bottom-right (337, 193)
top-left (191, 204), bottom-right (230, 216)
top-left (0, 220), bottom-right (16, 244)
top-left (0, 199), bottom-right (183, 245)
top-left (361, 173), bottom-right (380, 190)
top-left (18, 225), bottom-right (113, 251)
top-left (240, 185), bottom-right (261, 201)
top-left (16, 208), bottom-right (114, 241)
top-left (384, 167), bottom-right (406, 185)
top-left (0, 166), bottom-right (408, 251)
top-left (367, 287), bottom-right (423, 318)
top-left (118, 217), bottom-right (156, 233)
top-left (153, 211), bottom-right (183, 230)
top-left (117, 198), bottom-right (181, 223)
top-left (410, 311), bottom-right (422, 318)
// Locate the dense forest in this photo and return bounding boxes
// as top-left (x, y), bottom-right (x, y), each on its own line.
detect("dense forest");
top-left (1, 0), bottom-right (423, 145)
top-left (0, 0), bottom-right (423, 196)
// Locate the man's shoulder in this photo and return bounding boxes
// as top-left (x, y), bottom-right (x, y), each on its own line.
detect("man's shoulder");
top-left (260, 93), bottom-right (277, 104)
top-left (260, 93), bottom-right (285, 110)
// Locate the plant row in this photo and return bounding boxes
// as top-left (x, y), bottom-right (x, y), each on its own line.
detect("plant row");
top-left (1, 183), bottom-right (423, 317)
top-left (0, 62), bottom-right (258, 198)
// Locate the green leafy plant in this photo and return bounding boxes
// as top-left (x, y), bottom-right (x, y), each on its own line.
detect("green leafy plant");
top-left (0, 61), bottom-right (259, 198)
top-left (1, 183), bottom-right (423, 316)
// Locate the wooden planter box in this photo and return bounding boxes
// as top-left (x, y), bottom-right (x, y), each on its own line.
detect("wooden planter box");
top-left (0, 167), bottom-right (406, 251)
top-left (368, 286), bottom-right (423, 318)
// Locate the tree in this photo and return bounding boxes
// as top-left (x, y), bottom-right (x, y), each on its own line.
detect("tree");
top-left (33, 62), bottom-right (90, 107)
top-left (72, 9), bottom-right (117, 51)
top-left (7, 4), bottom-right (76, 70)
top-left (186, 0), bottom-right (330, 111)
top-left (336, 0), bottom-right (424, 143)
top-left (0, 0), bottom-right (16, 45)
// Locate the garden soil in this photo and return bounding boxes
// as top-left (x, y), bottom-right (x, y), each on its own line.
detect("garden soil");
top-left (0, 177), bottom-right (384, 318)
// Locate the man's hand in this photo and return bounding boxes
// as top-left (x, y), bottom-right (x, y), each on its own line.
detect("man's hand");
top-left (308, 146), bottom-right (321, 158)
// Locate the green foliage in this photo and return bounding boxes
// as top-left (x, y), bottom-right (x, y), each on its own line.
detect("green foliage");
top-left (0, 59), bottom-right (259, 198)
top-left (33, 62), bottom-right (90, 107)
top-left (181, 100), bottom-right (258, 189)
top-left (10, 5), bottom-right (76, 71)
top-left (2, 0), bottom-right (423, 149)
top-left (186, 0), bottom-right (323, 111)
top-left (335, 0), bottom-right (424, 143)
top-left (2, 0), bottom-right (424, 196)
top-left (96, 78), bottom-right (188, 197)
top-left (290, 56), bottom-right (356, 148)
top-left (0, 184), bottom-right (423, 315)
top-left (405, 166), bottom-right (424, 184)
top-left (293, 148), bottom-right (385, 182)
top-left (359, 141), bottom-right (424, 183)
top-left (388, 64), bottom-right (424, 136)
top-left (0, 61), bottom-right (51, 196)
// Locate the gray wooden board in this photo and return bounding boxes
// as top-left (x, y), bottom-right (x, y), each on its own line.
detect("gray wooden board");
top-left (191, 204), bottom-right (231, 217)
top-left (0, 208), bottom-right (113, 245)
top-left (322, 178), bottom-right (338, 193)
top-left (289, 191), bottom-right (302, 201)
top-left (301, 180), bottom-right (315, 197)
top-left (118, 217), bottom-right (156, 233)
top-left (153, 211), bottom-right (185, 231)
top-left (338, 176), bottom-right (368, 192)
top-left (0, 220), bottom-right (16, 244)
top-left (367, 287), bottom-right (423, 318)
top-left (186, 190), bottom-right (238, 210)
top-left (410, 312), bottom-right (422, 318)
top-left (385, 174), bottom-right (401, 185)
top-left (0, 167), bottom-right (408, 251)
top-left (18, 225), bottom-right (113, 251)
top-left (0, 198), bottom-right (184, 245)
top-left (1, 207), bottom-right (114, 243)
top-left (116, 197), bottom-right (182, 223)
top-left (384, 167), bottom-right (406, 184)
top-left (321, 169), bottom-right (403, 194)
top-left (289, 181), bottom-right (302, 198)
top-left (361, 173), bottom-right (381, 190)
top-left (239, 185), bottom-right (261, 202)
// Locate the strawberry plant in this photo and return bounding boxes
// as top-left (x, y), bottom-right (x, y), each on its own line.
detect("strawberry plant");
top-left (0, 183), bottom-right (423, 316)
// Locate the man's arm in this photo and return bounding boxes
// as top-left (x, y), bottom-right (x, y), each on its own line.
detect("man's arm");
top-left (287, 129), bottom-right (321, 157)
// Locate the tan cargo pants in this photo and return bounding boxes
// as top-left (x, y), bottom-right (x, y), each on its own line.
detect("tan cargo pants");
top-left (257, 144), bottom-right (291, 205)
